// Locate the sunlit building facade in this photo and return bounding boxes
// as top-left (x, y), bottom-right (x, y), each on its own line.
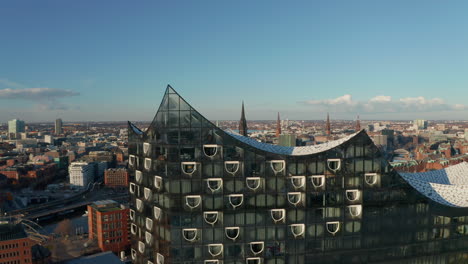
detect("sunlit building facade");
top-left (128, 86), bottom-right (468, 264)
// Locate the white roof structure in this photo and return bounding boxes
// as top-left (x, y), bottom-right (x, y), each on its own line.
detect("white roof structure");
top-left (399, 162), bottom-right (468, 207)
top-left (225, 130), bottom-right (361, 156)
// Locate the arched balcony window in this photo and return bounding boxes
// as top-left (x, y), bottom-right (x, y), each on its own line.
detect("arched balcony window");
top-left (228, 194), bottom-right (244, 209)
top-left (144, 158), bottom-right (152, 171)
top-left (270, 209), bottom-right (286, 223)
top-left (145, 231), bottom-right (153, 245)
top-left (246, 258), bottom-right (262, 264)
top-left (365, 173), bottom-right (379, 186)
top-left (203, 144), bottom-right (220, 158)
top-left (156, 253), bottom-right (164, 264)
top-left (181, 162), bottom-right (198, 176)
top-left (208, 244), bottom-right (223, 257)
top-left (136, 199), bottom-right (143, 212)
top-left (326, 221), bottom-right (340, 235)
top-left (186, 195), bottom-right (202, 210)
top-left (204, 211), bottom-right (219, 225)
top-left (290, 224), bottom-right (305, 238)
top-left (346, 190), bottom-right (361, 202)
top-left (136, 170), bottom-right (143, 184)
top-left (327, 159), bottom-right (341, 172)
top-left (290, 176), bottom-right (306, 189)
top-left (225, 161), bottom-right (240, 175)
top-left (182, 228), bottom-right (199, 242)
top-left (225, 227), bottom-right (240, 241)
top-left (310, 175), bottom-right (325, 188)
top-left (154, 206), bottom-right (161, 220)
top-left (250, 242), bottom-right (264, 255)
top-left (287, 192), bottom-right (303, 206)
top-left (146, 218), bottom-right (153, 231)
top-left (268, 160), bottom-right (285, 174)
top-left (246, 177), bottom-right (262, 191)
top-left (154, 176), bottom-right (162, 190)
top-left (143, 143), bottom-right (151, 155)
top-left (207, 178), bottom-right (223, 193)
top-left (129, 209), bottom-right (135, 221)
top-left (348, 205), bottom-right (362, 217)
top-left (144, 187), bottom-right (152, 201)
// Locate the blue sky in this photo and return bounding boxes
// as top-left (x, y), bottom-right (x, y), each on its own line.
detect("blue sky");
top-left (1, 0), bottom-right (467, 122)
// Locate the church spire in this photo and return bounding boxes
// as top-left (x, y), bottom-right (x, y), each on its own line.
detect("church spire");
top-left (239, 101), bottom-right (248, 136)
top-left (326, 112), bottom-right (331, 135)
top-left (276, 112), bottom-right (281, 138)
top-left (356, 115), bottom-right (361, 131)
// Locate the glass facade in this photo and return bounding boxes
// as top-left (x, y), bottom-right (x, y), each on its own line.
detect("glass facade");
top-left (128, 86), bottom-right (468, 264)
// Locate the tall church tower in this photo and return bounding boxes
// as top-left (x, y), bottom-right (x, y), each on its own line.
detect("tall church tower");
top-left (238, 101), bottom-right (248, 136)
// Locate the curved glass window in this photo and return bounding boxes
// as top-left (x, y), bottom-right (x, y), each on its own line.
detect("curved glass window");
top-left (346, 190), bottom-right (361, 202)
top-left (131, 249), bottom-right (137, 260)
top-left (365, 173), bottom-right (378, 186)
top-left (204, 260), bottom-right (219, 264)
top-left (225, 161), bottom-right (240, 175)
top-left (145, 231), bottom-right (153, 245)
top-left (290, 224), bottom-right (305, 238)
top-left (130, 183), bottom-right (137, 194)
top-left (146, 218), bottom-right (153, 231)
top-left (250, 242), bottom-right (264, 255)
top-left (143, 142), bottom-right (151, 155)
top-left (136, 198), bottom-right (143, 212)
top-left (290, 176), bottom-right (306, 189)
top-left (144, 187), bottom-right (152, 201)
top-left (207, 178), bottom-right (223, 193)
top-left (131, 223), bottom-right (137, 235)
top-left (182, 228), bottom-right (199, 242)
top-left (208, 244), bottom-right (223, 257)
top-left (287, 192), bottom-right (303, 206)
top-left (136, 170), bottom-right (143, 184)
top-left (271, 209), bottom-right (286, 223)
top-left (186, 195), bottom-right (202, 209)
top-left (326, 221), bottom-right (340, 235)
top-left (225, 227), bottom-right (240, 240)
top-left (327, 159), bottom-right (341, 172)
top-left (129, 209), bottom-right (135, 221)
top-left (181, 162), bottom-right (198, 175)
top-left (203, 144), bottom-right (220, 158)
top-left (228, 194), bottom-right (244, 209)
top-left (156, 253), bottom-right (164, 264)
top-left (246, 177), bottom-right (261, 191)
top-left (310, 175), bottom-right (325, 188)
top-left (129, 155), bottom-right (135, 166)
top-left (204, 211), bottom-right (219, 225)
top-left (154, 176), bottom-right (162, 190)
top-left (268, 160), bottom-right (285, 174)
top-left (246, 258), bottom-right (262, 264)
top-left (145, 158), bottom-right (152, 171)
top-left (348, 205), bottom-right (362, 217)
top-left (154, 206), bottom-right (161, 220)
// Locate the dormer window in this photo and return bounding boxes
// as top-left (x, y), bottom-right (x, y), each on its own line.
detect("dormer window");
top-left (310, 175), bottom-right (325, 188)
top-left (270, 209), bottom-right (286, 223)
top-left (365, 173), bottom-right (379, 186)
top-left (181, 162), bottom-right (198, 175)
top-left (203, 144), bottom-right (220, 158)
top-left (136, 199), bottom-right (143, 212)
top-left (327, 159), bottom-right (341, 172)
top-left (154, 206), bottom-right (161, 220)
top-left (145, 231), bottom-right (153, 245)
top-left (246, 177), bottom-right (262, 191)
top-left (290, 176), bottom-right (306, 189)
top-left (326, 221), bottom-right (340, 235)
top-left (290, 224), bottom-right (305, 238)
top-left (144, 158), bottom-right (152, 171)
top-left (250, 242), bottom-right (264, 255)
top-left (208, 244), bottom-right (223, 257)
top-left (225, 227), bottom-right (240, 241)
top-left (207, 178), bottom-right (223, 193)
top-left (348, 205), bottom-right (362, 217)
top-left (287, 192), bottom-right (303, 206)
top-left (182, 228), bottom-right (199, 242)
top-left (144, 187), bottom-right (152, 201)
top-left (136, 170), bottom-right (143, 184)
top-left (346, 190), bottom-right (361, 202)
top-left (154, 176), bottom-right (162, 190)
top-left (143, 143), bottom-right (151, 155)
top-left (204, 211), bottom-right (219, 225)
top-left (228, 194), bottom-right (244, 209)
top-left (186, 195), bottom-right (202, 210)
top-left (225, 161), bottom-right (240, 175)
top-left (268, 160), bottom-right (285, 174)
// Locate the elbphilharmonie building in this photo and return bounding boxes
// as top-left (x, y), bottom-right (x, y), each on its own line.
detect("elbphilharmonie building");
top-left (128, 86), bottom-right (468, 264)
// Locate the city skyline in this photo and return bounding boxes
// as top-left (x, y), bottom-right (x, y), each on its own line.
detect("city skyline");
top-left (1, 1), bottom-right (468, 122)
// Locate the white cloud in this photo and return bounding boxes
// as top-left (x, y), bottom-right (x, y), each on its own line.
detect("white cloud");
top-left (0, 86), bottom-right (80, 111)
top-left (300, 94), bottom-right (466, 113)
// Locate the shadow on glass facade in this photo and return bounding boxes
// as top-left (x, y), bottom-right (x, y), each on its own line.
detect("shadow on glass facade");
top-left (128, 86), bottom-right (468, 264)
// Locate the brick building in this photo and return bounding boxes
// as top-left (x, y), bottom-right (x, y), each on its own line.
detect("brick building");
top-left (104, 168), bottom-right (129, 188)
top-left (87, 200), bottom-right (129, 253)
top-left (0, 222), bottom-right (33, 264)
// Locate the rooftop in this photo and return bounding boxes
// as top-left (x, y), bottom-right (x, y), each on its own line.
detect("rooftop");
top-left (90, 200), bottom-right (125, 212)
top-left (0, 222), bottom-right (28, 242)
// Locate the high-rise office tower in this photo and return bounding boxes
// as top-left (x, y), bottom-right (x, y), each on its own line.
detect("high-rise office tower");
top-left (55, 118), bottom-right (63, 134)
top-left (8, 119), bottom-right (25, 139)
top-left (128, 86), bottom-right (468, 264)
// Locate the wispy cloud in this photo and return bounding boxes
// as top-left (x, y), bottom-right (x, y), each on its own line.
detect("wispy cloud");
top-left (0, 78), bottom-right (26, 89)
top-left (300, 94), bottom-right (466, 113)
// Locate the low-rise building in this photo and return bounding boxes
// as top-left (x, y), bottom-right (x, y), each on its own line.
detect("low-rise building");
top-left (0, 222), bottom-right (33, 264)
top-left (69, 162), bottom-right (95, 188)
